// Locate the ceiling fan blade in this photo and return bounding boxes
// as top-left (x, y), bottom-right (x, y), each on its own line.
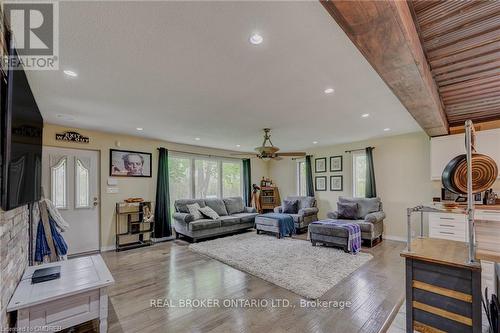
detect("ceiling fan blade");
top-left (276, 152), bottom-right (306, 157)
top-left (274, 156), bottom-right (283, 161)
top-left (230, 153), bottom-right (257, 158)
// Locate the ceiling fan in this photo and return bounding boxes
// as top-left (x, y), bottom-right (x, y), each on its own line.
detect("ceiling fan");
top-left (232, 128), bottom-right (306, 161)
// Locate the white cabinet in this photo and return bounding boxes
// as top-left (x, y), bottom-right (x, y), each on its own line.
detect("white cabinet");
top-left (428, 212), bottom-right (468, 242)
top-left (429, 210), bottom-right (499, 296)
top-left (430, 128), bottom-right (500, 180)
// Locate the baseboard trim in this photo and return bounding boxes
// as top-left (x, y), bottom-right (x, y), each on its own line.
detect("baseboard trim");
top-left (383, 235), bottom-right (407, 242)
top-left (153, 236), bottom-right (175, 243)
top-left (100, 245), bottom-right (116, 252)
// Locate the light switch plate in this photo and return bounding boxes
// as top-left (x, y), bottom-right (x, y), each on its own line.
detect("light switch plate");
top-left (107, 178), bottom-right (118, 186)
top-left (106, 187), bottom-right (119, 194)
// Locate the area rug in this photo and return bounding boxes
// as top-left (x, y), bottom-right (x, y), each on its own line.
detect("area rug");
top-left (189, 232), bottom-right (373, 299)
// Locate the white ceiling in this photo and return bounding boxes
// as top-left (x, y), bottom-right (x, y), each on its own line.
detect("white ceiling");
top-left (26, 1), bottom-right (422, 152)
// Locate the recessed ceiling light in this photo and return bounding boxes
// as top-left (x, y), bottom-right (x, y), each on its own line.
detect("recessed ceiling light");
top-left (384, 128), bottom-right (391, 132)
top-left (195, 137), bottom-right (201, 141)
top-left (249, 33), bottom-right (263, 45)
top-left (236, 144), bottom-right (241, 147)
top-left (324, 88), bottom-right (334, 94)
top-left (63, 70), bottom-right (77, 77)
top-left (136, 127), bottom-right (143, 131)
top-left (361, 113), bottom-right (370, 118)
top-left (313, 141), bottom-right (318, 144)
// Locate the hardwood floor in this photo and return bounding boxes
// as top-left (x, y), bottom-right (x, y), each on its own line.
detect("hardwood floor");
top-left (68, 231), bottom-right (406, 333)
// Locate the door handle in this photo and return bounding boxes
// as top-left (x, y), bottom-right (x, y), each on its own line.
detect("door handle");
top-left (93, 197), bottom-right (99, 207)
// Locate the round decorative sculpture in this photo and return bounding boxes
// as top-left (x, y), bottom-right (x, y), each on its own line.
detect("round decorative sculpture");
top-left (442, 153), bottom-right (498, 194)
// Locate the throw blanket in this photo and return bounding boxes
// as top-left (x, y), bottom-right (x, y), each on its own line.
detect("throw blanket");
top-left (260, 213), bottom-right (295, 237)
top-left (311, 220), bottom-right (362, 254)
top-left (35, 216), bottom-right (68, 263)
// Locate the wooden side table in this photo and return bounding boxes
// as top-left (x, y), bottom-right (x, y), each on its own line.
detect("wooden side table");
top-left (401, 238), bottom-right (482, 333)
top-left (8, 255), bottom-right (114, 332)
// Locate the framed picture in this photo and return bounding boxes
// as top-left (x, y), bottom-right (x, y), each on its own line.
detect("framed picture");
top-left (110, 149), bottom-right (152, 177)
top-left (330, 175), bottom-right (343, 191)
top-left (330, 155), bottom-right (343, 172)
top-left (315, 176), bottom-right (327, 191)
top-left (315, 157), bottom-right (327, 173)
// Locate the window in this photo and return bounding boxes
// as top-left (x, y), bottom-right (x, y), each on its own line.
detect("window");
top-left (195, 159), bottom-right (219, 198)
top-left (169, 154), bottom-right (242, 203)
top-left (169, 156), bottom-right (192, 213)
top-left (297, 160), bottom-right (307, 196)
top-left (51, 157), bottom-right (67, 209)
top-left (222, 161), bottom-right (242, 197)
top-left (352, 151), bottom-right (367, 198)
top-left (75, 158), bottom-right (90, 208)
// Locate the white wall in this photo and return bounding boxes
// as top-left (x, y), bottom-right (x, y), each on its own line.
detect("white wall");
top-left (268, 131), bottom-right (432, 240)
top-left (43, 124), bottom-right (268, 250)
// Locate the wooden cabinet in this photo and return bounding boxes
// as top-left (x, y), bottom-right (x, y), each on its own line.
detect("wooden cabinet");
top-left (259, 187), bottom-right (280, 212)
top-left (430, 128), bottom-right (500, 180)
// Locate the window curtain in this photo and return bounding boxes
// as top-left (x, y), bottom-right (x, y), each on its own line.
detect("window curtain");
top-left (365, 147), bottom-right (377, 198)
top-left (305, 155), bottom-right (314, 197)
top-left (154, 148), bottom-right (172, 238)
top-left (242, 159), bottom-right (251, 206)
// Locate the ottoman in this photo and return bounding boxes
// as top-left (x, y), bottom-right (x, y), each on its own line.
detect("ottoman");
top-left (308, 222), bottom-right (349, 252)
top-left (255, 213), bottom-right (294, 239)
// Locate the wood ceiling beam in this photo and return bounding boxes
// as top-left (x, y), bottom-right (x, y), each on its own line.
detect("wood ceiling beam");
top-left (321, 0), bottom-right (448, 136)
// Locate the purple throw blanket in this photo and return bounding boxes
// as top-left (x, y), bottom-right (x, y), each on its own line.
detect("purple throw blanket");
top-left (311, 220), bottom-right (362, 254)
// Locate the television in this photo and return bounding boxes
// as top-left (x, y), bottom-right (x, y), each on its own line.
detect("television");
top-left (1, 47), bottom-right (43, 210)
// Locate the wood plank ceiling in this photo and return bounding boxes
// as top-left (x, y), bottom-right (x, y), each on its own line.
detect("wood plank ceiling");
top-left (409, 0), bottom-right (500, 128)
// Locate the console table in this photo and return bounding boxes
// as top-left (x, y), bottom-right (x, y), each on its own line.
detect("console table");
top-left (8, 255), bottom-right (114, 332)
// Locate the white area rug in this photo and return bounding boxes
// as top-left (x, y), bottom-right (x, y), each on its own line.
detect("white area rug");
top-left (189, 232), bottom-right (373, 299)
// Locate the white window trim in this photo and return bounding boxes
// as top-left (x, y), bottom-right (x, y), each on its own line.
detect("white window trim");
top-left (352, 150), bottom-right (366, 198)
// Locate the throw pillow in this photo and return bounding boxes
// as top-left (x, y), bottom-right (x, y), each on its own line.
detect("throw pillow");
top-left (282, 200), bottom-right (299, 214)
top-left (198, 206), bottom-right (220, 220)
top-left (186, 203), bottom-right (203, 220)
top-left (223, 197), bottom-right (245, 215)
top-left (337, 202), bottom-right (358, 220)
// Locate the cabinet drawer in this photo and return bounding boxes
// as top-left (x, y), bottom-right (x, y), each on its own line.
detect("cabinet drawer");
top-left (429, 213), bottom-right (466, 224)
top-left (429, 219), bottom-right (466, 231)
top-left (475, 210), bottom-right (500, 222)
top-left (429, 228), bottom-right (467, 242)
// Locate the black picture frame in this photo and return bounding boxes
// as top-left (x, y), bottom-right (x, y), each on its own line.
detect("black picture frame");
top-left (315, 157), bottom-right (327, 173)
top-left (110, 149), bottom-right (152, 177)
top-left (330, 155), bottom-right (343, 172)
top-left (315, 176), bottom-right (327, 191)
top-left (330, 175), bottom-right (343, 191)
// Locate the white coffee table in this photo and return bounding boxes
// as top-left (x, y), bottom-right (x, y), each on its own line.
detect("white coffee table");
top-left (8, 255), bottom-right (114, 332)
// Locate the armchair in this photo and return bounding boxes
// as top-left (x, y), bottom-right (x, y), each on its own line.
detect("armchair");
top-left (274, 196), bottom-right (318, 231)
top-left (326, 196), bottom-right (385, 246)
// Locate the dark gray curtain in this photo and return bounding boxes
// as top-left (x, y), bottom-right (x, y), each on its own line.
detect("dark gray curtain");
top-left (365, 147), bottom-right (377, 198)
top-left (154, 148), bottom-right (172, 238)
top-left (305, 155), bottom-right (314, 197)
top-left (242, 159), bottom-right (251, 206)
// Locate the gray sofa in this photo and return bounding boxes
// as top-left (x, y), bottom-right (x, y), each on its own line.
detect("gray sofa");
top-left (173, 197), bottom-right (258, 242)
top-left (274, 196), bottom-right (319, 231)
top-left (326, 196), bottom-right (385, 246)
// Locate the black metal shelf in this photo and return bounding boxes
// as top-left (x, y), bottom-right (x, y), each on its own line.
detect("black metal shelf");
top-left (115, 201), bottom-right (154, 251)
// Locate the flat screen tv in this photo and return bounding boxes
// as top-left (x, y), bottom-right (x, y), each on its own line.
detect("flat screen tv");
top-left (1, 48), bottom-right (43, 211)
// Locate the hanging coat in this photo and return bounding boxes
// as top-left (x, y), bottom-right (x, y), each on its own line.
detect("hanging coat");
top-left (35, 216), bottom-right (68, 263)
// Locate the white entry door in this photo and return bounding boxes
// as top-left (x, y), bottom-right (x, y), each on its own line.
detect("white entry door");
top-left (42, 147), bottom-right (100, 255)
